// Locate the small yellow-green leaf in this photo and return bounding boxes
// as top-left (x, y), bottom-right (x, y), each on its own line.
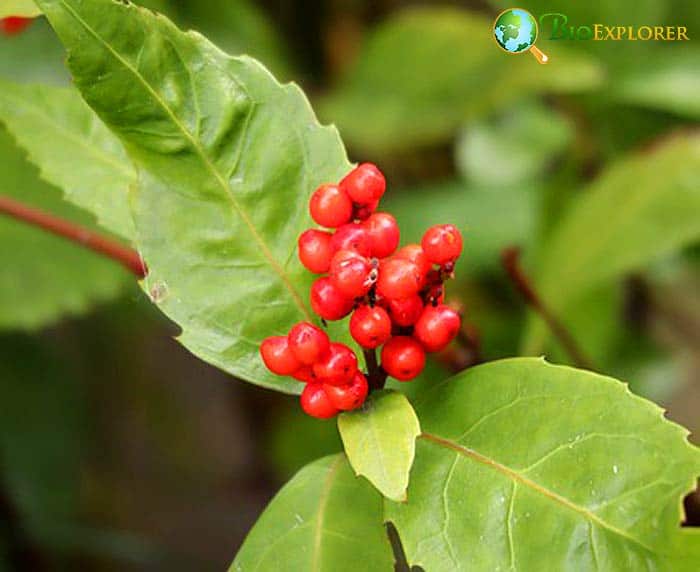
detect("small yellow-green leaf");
top-left (338, 390), bottom-right (421, 502)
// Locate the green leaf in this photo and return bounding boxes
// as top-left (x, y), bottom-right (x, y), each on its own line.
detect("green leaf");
top-left (387, 357), bottom-right (700, 570)
top-left (523, 133), bottom-right (700, 354)
top-left (37, 0), bottom-right (353, 392)
top-left (0, 0), bottom-right (41, 18)
top-left (338, 390), bottom-right (421, 502)
top-left (0, 80), bottom-right (136, 240)
top-left (320, 7), bottom-right (601, 154)
top-left (0, 128), bottom-right (131, 330)
top-left (231, 454), bottom-right (393, 571)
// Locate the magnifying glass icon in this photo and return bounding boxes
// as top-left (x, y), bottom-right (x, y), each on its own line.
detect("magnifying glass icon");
top-left (493, 8), bottom-right (549, 64)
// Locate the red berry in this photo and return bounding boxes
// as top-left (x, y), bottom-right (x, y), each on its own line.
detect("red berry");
top-left (301, 383), bottom-right (338, 419)
top-left (1, 17), bottom-right (33, 36)
top-left (330, 223), bottom-right (372, 257)
top-left (381, 336), bottom-right (426, 381)
top-left (414, 305), bottom-right (461, 352)
top-left (421, 224), bottom-right (463, 265)
top-left (329, 250), bottom-right (375, 299)
top-left (292, 366), bottom-right (317, 383)
top-left (298, 229), bottom-right (334, 273)
top-left (324, 371), bottom-right (369, 411)
top-left (349, 305), bottom-right (392, 349)
top-left (288, 322), bottom-right (330, 365)
top-left (313, 343), bottom-right (358, 386)
top-left (354, 200), bottom-right (379, 221)
top-left (388, 295), bottom-right (424, 327)
top-left (363, 213), bottom-right (400, 258)
top-left (310, 277), bottom-right (355, 320)
top-left (395, 244), bottom-right (432, 276)
top-left (310, 184), bottom-right (353, 228)
top-left (340, 163), bottom-right (386, 204)
top-left (376, 258), bottom-right (423, 300)
top-left (260, 336), bottom-right (302, 376)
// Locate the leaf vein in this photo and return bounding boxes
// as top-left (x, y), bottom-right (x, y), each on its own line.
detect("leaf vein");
top-left (421, 432), bottom-right (656, 555)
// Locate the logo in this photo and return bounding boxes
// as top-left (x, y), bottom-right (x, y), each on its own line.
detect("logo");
top-left (493, 8), bottom-right (549, 64)
top-left (493, 8), bottom-right (690, 63)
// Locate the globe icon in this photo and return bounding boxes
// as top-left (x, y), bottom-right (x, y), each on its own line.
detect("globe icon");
top-left (493, 8), bottom-right (538, 54)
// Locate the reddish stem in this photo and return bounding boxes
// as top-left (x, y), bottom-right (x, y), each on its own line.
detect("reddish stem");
top-left (501, 246), bottom-right (593, 370)
top-left (0, 194), bottom-right (146, 278)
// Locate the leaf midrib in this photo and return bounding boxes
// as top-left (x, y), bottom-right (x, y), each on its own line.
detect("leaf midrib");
top-left (420, 432), bottom-right (656, 555)
top-left (311, 456), bottom-right (343, 571)
top-left (56, 0), bottom-right (311, 320)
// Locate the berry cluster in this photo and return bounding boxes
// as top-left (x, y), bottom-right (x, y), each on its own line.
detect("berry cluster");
top-left (261, 163), bottom-right (463, 418)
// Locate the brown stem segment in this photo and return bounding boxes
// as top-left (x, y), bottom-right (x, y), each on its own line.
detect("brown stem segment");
top-left (501, 246), bottom-right (593, 370)
top-left (0, 194), bottom-right (146, 278)
top-left (363, 348), bottom-right (387, 391)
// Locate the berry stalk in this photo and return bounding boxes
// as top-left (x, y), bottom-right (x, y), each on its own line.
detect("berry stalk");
top-left (0, 194), bottom-right (147, 278)
top-left (363, 348), bottom-right (387, 391)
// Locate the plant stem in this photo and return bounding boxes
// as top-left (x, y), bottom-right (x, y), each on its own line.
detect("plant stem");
top-left (0, 195), bottom-right (146, 278)
top-left (501, 246), bottom-right (594, 370)
top-left (363, 348), bottom-right (387, 391)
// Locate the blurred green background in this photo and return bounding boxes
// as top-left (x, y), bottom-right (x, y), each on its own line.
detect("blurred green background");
top-left (0, 0), bottom-right (698, 569)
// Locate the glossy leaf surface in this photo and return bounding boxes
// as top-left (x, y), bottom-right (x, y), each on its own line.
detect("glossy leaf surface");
top-left (387, 358), bottom-right (700, 570)
top-left (37, 0), bottom-right (353, 392)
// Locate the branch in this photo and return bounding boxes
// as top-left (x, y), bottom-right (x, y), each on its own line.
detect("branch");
top-left (0, 195), bottom-right (146, 278)
top-left (501, 246), bottom-right (594, 370)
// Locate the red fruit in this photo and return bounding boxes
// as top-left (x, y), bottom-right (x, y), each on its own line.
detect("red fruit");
top-left (349, 305), bottom-right (392, 349)
top-left (310, 184), bottom-right (353, 228)
top-left (414, 305), bottom-right (461, 352)
top-left (260, 336), bottom-right (302, 376)
top-left (313, 343), bottom-right (358, 386)
top-left (376, 258), bottom-right (422, 300)
top-left (288, 322), bottom-right (330, 365)
top-left (421, 224), bottom-right (463, 265)
top-left (354, 200), bottom-right (379, 221)
top-left (363, 213), bottom-right (400, 258)
top-left (310, 277), bottom-right (355, 320)
top-left (298, 229), bottom-right (334, 273)
top-left (340, 163), bottom-right (386, 204)
top-left (324, 372), bottom-right (369, 411)
top-left (381, 336), bottom-right (426, 381)
top-left (395, 244), bottom-right (432, 276)
top-left (329, 250), bottom-right (375, 299)
top-left (292, 366), bottom-right (317, 383)
top-left (301, 384), bottom-right (338, 419)
top-left (388, 295), bottom-right (424, 327)
top-left (330, 223), bottom-right (372, 257)
top-left (1, 17), bottom-right (33, 36)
